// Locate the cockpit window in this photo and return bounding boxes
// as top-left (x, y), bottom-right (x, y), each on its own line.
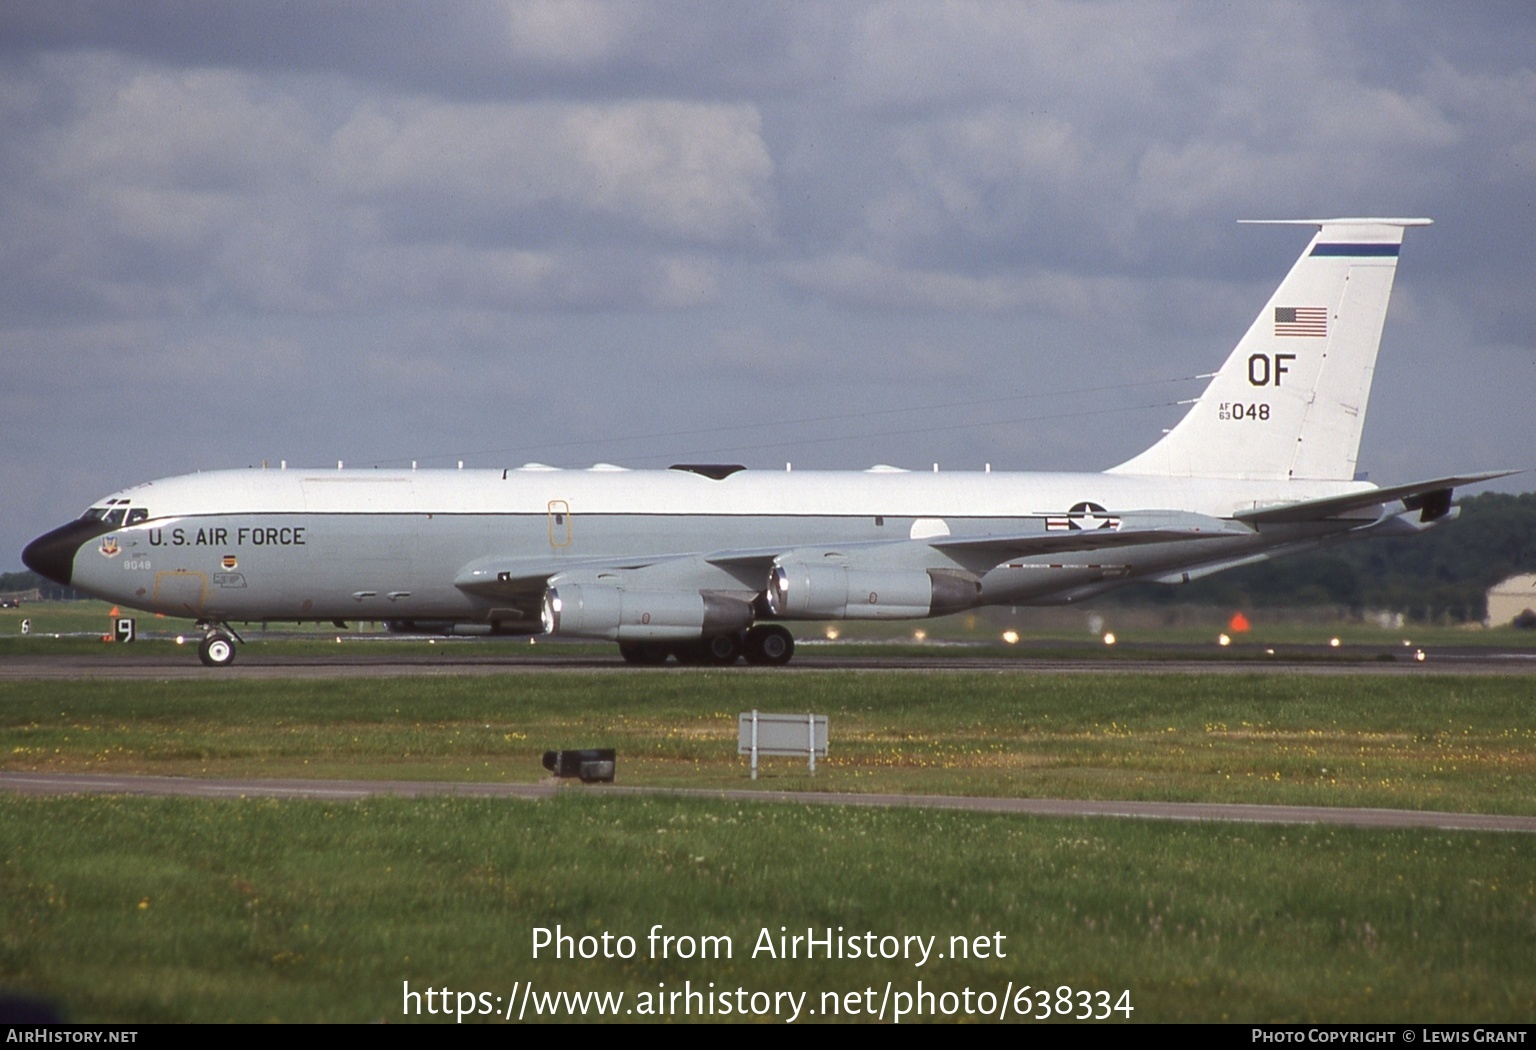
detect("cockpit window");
top-left (81, 501), bottom-right (147, 526)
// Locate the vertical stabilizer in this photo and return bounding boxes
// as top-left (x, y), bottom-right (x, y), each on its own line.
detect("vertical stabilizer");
top-left (1108, 218), bottom-right (1430, 481)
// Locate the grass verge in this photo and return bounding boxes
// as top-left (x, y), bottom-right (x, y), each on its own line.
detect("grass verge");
top-left (3, 670), bottom-right (1534, 1022)
top-left (3, 793), bottom-right (1533, 1022)
top-left (2, 673), bottom-right (1532, 813)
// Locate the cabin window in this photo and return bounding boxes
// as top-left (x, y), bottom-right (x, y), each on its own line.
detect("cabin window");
top-left (105, 508), bottom-right (127, 527)
top-left (126, 508), bottom-right (148, 525)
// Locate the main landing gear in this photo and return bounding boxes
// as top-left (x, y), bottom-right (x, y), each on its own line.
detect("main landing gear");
top-left (617, 624), bottom-right (796, 667)
top-left (743, 624), bottom-right (794, 666)
top-left (195, 623), bottom-right (242, 667)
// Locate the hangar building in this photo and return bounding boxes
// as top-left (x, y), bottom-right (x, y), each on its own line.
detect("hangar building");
top-left (1486, 574), bottom-right (1536, 627)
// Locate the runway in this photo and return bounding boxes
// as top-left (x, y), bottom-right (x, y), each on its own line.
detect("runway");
top-left (3, 771), bottom-right (1533, 834)
top-left (2, 646), bottom-right (1534, 679)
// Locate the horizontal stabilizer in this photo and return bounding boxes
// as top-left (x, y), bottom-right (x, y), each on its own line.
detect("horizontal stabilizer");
top-left (1237, 217), bottom-right (1433, 228)
top-left (1235, 471), bottom-right (1518, 525)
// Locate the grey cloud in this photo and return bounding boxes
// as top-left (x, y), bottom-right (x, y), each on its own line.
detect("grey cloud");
top-left (0, 1), bottom-right (805, 99)
top-left (3, 1), bottom-right (1533, 563)
top-left (339, 243), bottom-right (722, 311)
top-left (328, 98), bottom-right (774, 244)
top-left (3, 56), bottom-right (771, 322)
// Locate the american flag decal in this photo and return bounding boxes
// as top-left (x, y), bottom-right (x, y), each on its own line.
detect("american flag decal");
top-left (1275, 306), bottom-right (1327, 337)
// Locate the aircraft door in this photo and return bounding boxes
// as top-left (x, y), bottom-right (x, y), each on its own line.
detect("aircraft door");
top-left (153, 570), bottom-right (207, 616)
top-left (548, 500), bottom-right (572, 548)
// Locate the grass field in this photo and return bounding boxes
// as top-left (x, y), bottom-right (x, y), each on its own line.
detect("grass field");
top-left (2, 673), bottom-right (1532, 812)
top-left (2, 670), bottom-right (1534, 1022)
top-left (4, 793), bottom-right (1534, 1023)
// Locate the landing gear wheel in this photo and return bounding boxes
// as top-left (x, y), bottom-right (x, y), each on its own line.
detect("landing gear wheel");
top-left (618, 642), bottom-right (668, 665)
top-left (672, 638), bottom-right (706, 663)
top-left (700, 632), bottom-right (744, 666)
top-left (671, 641), bottom-right (708, 666)
top-left (198, 633), bottom-right (237, 667)
top-left (670, 636), bottom-right (742, 665)
top-left (744, 624), bottom-right (795, 666)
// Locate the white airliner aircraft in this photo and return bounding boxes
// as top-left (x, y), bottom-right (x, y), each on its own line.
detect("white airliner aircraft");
top-left (23, 218), bottom-right (1508, 666)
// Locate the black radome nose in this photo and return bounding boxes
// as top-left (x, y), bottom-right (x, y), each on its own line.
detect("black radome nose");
top-left (21, 519), bottom-right (111, 586)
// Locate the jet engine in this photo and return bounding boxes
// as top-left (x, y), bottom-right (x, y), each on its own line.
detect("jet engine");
top-left (541, 584), bottom-right (753, 641)
top-left (765, 563), bottom-right (981, 620)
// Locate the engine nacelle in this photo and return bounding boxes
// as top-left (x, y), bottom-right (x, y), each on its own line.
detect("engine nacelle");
top-left (541, 584), bottom-right (753, 641)
top-left (766, 564), bottom-right (980, 620)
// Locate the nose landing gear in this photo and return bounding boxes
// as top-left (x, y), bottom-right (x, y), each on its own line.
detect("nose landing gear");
top-left (195, 622), bottom-right (243, 667)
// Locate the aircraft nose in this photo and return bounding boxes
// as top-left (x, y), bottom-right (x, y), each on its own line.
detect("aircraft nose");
top-left (22, 519), bottom-right (107, 587)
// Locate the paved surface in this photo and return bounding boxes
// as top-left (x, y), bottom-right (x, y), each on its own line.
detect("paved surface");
top-left (2, 648), bottom-right (1534, 679)
top-left (4, 772), bottom-right (1533, 834)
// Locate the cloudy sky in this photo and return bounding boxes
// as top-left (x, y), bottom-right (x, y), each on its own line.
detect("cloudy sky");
top-left (4, 1), bottom-right (1533, 565)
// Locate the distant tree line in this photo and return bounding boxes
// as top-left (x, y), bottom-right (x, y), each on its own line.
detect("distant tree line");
top-left (1116, 492), bottom-right (1536, 622)
top-left (0, 570), bottom-right (79, 601)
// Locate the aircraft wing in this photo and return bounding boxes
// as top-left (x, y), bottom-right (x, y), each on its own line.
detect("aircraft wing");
top-left (457, 512), bottom-right (1244, 603)
top-left (704, 511), bottom-right (1240, 568)
top-left (453, 553), bottom-right (683, 600)
top-left (927, 512), bottom-right (1244, 561)
top-left (1234, 471), bottom-right (1518, 525)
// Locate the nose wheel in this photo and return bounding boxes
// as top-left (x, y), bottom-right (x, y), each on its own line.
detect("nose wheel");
top-left (197, 629), bottom-right (239, 667)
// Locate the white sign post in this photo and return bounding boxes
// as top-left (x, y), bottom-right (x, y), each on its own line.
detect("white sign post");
top-left (738, 710), bottom-right (828, 780)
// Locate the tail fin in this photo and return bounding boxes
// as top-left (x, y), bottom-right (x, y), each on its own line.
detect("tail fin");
top-left (1108, 218), bottom-right (1430, 481)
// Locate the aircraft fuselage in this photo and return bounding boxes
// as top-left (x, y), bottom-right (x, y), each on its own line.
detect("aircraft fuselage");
top-left (30, 465), bottom-right (1374, 629)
